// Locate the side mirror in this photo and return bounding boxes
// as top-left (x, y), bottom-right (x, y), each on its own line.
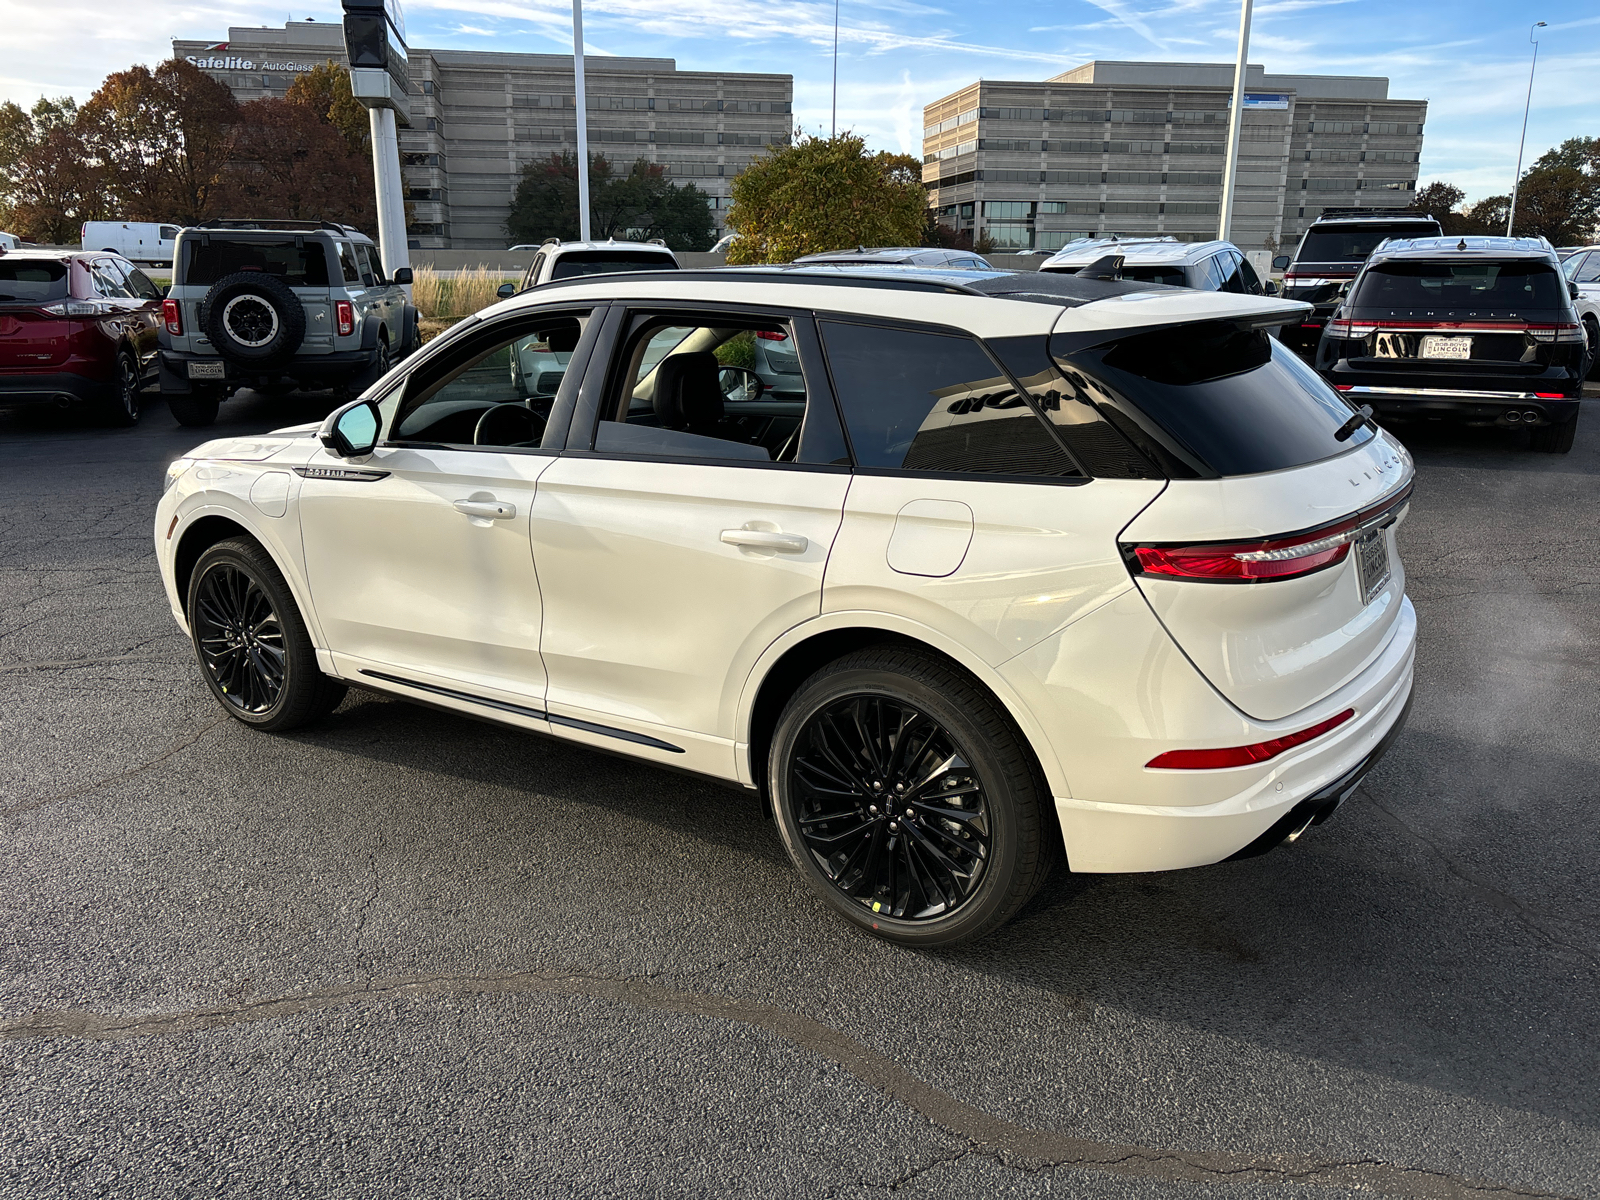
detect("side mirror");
top-left (497, 283), bottom-right (516, 298)
top-left (1272, 255), bottom-right (1291, 271)
top-left (392, 267), bottom-right (413, 285)
top-left (1262, 280), bottom-right (1280, 296)
top-left (160, 284), bottom-right (170, 297)
top-left (718, 365), bottom-right (765, 402)
top-left (1570, 281), bottom-right (1582, 301)
top-left (320, 400), bottom-right (380, 458)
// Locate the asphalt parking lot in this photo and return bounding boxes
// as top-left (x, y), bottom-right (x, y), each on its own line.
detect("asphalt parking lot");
top-left (1, 389), bottom-right (1596, 1199)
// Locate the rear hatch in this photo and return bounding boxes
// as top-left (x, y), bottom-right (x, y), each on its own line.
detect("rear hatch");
top-left (1285, 221), bottom-right (1441, 305)
top-left (0, 259), bottom-right (72, 368)
top-left (1325, 255), bottom-right (1583, 390)
top-left (1052, 315), bottom-right (1412, 721)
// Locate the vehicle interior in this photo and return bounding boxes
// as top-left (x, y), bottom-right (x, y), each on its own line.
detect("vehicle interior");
top-left (596, 316), bottom-right (808, 462)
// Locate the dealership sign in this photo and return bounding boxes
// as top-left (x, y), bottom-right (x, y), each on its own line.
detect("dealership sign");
top-left (186, 44), bottom-right (324, 72)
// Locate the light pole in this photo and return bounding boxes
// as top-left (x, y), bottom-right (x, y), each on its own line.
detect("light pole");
top-left (1217, 0), bottom-right (1253, 243)
top-left (831, 0), bottom-right (840, 137)
top-left (573, 0), bottom-right (591, 240)
top-left (1507, 20), bottom-right (1546, 237)
top-left (341, 0), bottom-right (411, 282)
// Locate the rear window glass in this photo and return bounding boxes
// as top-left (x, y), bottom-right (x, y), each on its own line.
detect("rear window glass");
top-left (183, 239), bottom-right (331, 287)
top-left (822, 321), bottom-right (1081, 478)
top-left (1052, 323), bottom-right (1373, 477)
top-left (0, 261), bottom-right (69, 303)
top-left (1297, 225), bottom-right (1438, 264)
top-left (1121, 265), bottom-right (1187, 287)
top-left (1352, 259), bottom-right (1566, 311)
top-left (550, 251), bottom-right (677, 281)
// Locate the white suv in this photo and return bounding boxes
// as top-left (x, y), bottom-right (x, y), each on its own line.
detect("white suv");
top-left (1561, 245), bottom-right (1600, 378)
top-left (155, 266), bottom-right (1416, 946)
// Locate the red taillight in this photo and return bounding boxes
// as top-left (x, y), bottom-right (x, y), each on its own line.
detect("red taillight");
top-left (755, 329), bottom-right (787, 341)
top-left (1333, 384), bottom-right (1354, 392)
top-left (336, 301), bottom-right (355, 337)
top-left (1534, 392), bottom-right (1567, 399)
top-left (1323, 319), bottom-right (1373, 340)
top-left (1146, 709), bottom-right (1355, 769)
top-left (1126, 485), bottom-right (1411, 584)
top-left (162, 298), bottom-right (182, 336)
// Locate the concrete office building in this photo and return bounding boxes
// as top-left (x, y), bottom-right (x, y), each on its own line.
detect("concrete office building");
top-left (175, 22), bottom-right (793, 248)
top-left (922, 61), bottom-right (1427, 254)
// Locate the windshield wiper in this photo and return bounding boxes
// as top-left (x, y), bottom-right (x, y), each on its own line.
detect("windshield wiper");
top-left (1334, 404), bottom-right (1376, 442)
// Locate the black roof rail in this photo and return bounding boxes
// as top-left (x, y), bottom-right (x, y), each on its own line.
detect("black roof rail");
top-left (190, 218), bottom-right (364, 236)
top-left (520, 267), bottom-right (987, 297)
top-left (1311, 207), bottom-right (1438, 222)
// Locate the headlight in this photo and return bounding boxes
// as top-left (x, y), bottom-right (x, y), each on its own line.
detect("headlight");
top-left (163, 458), bottom-right (194, 493)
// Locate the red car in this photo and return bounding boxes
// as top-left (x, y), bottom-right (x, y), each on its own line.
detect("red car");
top-left (0, 248), bottom-right (163, 425)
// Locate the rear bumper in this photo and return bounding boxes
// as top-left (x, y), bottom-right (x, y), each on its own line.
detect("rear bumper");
top-left (1341, 384), bottom-right (1580, 426)
top-left (158, 349), bottom-right (380, 395)
top-left (0, 369), bottom-right (113, 407)
top-left (1045, 595), bottom-right (1417, 873)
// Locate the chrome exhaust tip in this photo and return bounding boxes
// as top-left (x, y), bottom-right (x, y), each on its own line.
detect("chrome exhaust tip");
top-left (1506, 411), bottom-right (1522, 423)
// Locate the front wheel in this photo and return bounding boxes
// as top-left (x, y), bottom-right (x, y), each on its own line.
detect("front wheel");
top-left (769, 647), bottom-right (1056, 946)
top-left (187, 538), bottom-right (346, 731)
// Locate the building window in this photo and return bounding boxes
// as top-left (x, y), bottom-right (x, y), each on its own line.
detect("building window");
top-left (1051, 108), bottom-right (1104, 124)
top-left (1109, 108), bottom-right (1166, 124)
top-left (982, 223), bottom-right (1035, 249)
top-left (1172, 110), bottom-right (1225, 124)
top-left (1036, 230), bottom-right (1092, 250)
top-left (1167, 171), bottom-right (1221, 185)
top-left (1107, 171), bottom-right (1162, 185)
top-left (1163, 202), bottom-right (1218, 214)
top-left (1050, 140), bottom-right (1103, 155)
top-left (1109, 140), bottom-right (1162, 155)
top-left (1041, 172), bottom-right (1097, 185)
top-left (421, 80), bottom-right (435, 95)
top-left (978, 107), bottom-right (1045, 122)
top-left (981, 139), bottom-right (1038, 152)
top-left (1105, 201), bottom-right (1158, 214)
top-left (1168, 142), bottom-right (1222, 155)
top-left (983, 201), bottom-right (1034, 219)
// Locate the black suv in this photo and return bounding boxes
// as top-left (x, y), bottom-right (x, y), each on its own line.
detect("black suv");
top-left (1276, 208), bottom-right (1443, 356)
top-left (1314, 236), bottom-right (1586, 453)
top-left (158, 220), bottom-right (419, 426)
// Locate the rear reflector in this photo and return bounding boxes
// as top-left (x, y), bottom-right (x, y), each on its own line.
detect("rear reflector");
top-left (1127, 484), bottom-right (1412, 584)
top-left (1146, 709), bottom-right (1355, 769)
top-left (1534, 392), bottom-right (1567, 399)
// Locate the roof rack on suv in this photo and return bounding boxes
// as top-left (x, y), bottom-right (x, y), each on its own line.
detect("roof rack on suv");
top-left (192, 219), bottom-right (364, 235)
top-left (1311, 207), bottom-right (1435, 221)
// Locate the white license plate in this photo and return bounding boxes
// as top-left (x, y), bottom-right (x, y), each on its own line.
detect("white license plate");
top-left (186, 361), bottom-right (225, 379)
top-left (1354, 527), bottom-right (1391, 606)
top-left (1420, 335), bottom-right (1472, 360)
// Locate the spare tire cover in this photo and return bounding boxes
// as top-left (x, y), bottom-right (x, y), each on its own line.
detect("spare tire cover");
top-left (201, 271), bottom-right (307, 368)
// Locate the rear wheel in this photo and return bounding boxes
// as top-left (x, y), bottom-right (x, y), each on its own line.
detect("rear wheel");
top-left (1530, 410), bottom-right (1578, 454)
top-left (169, 393), bottom-right (220, 427)
top-left (1585, 316), bottom-right (1600, 382)
top-left (102, 350), bottom-right (142, 426)
top-left (769, 647), bottom-right (1055, 946)
top-left (187, 538), bottom-right (346, 731)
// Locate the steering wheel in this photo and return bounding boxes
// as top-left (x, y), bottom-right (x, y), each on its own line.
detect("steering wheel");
top-left (474, 402), bottom-right (546, 447)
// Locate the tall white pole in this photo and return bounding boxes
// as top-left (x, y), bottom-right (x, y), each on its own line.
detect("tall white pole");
top-left (1507, 21), bottom-right (1546, 237)
top-left (1217, 0), bottom-right (1253, 243)
top-left (368, 106), bottom-right (410, 282)
top-left (572, 0), bottom-right (591, 240)
top-left (831, 0), bottom-right (840, 137)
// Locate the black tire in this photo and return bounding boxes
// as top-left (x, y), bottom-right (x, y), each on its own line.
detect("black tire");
top-left (168, 393), bottom-right (220, 427)
top-left (201, 271), bottom-right (306, 369)
top-left (1585, 317), bottom-right (1600, 382)
top-left (1530, 410), bottom-right (1579, 454)
top-left (102, 349), bottom-right (142, 426)
top-left (769, 646), bottom-right (1055, 947)
top-left (186, 538), bottom-right (346, 731)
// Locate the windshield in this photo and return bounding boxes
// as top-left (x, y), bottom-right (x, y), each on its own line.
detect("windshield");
top-left (0, 260), bottom-right (69, 304)
top-left (1297, 224), bottom-right (1439, 264)
top-left (550, 251), bottom-right (677, 280)
top-left (1121, 265), bottom-right (1187, 287)
top-left (183, 239), bottom-right (332, 287)
top-left (1352, 259), bottom-right (1567, 311)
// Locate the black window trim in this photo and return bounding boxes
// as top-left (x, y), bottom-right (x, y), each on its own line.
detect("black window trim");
top-left (812, 310), bottom-right (1093, 484)
top-left (564, 300), bottom-right (852, 472)
top-left (378, 302), bottom-right (607, 456)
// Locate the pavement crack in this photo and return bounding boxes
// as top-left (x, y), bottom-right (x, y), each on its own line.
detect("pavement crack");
top-left (1360, 787), bottom-right (1598, 965)
top-left (0, 967), bottom-right (1571, 1199)
top-left (1, 716), bottom-right (227, 818)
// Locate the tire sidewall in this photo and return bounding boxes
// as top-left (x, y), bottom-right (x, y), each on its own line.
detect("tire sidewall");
top-left (769, 663), bottom-right (1032, 946)
top-left (110, 351), bottom-right (141, 424)
top-left (187, 542), bottom-right (301, 728)
top-left (202, 272), bottom-right (306, 368)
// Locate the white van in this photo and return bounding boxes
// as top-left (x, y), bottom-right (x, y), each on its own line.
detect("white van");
top-left (0, 231), bottom-right (19, 250)
top-left (81, 221), bottom-right (180, 266)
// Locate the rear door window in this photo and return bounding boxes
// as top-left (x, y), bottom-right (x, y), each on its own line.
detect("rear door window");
top-left (1575, 256), bottom-right (1600, 285)
top-left (90, 261), bottom-right (134, 299)
top-left (184, 239), bottom-right (331, 288)
top-left (1052, 322), bottom-right (1373, 477)
top-left (821, 321), bottom-right (1082, 478)
top-left (1351, 259), bottom-right (1566, 311)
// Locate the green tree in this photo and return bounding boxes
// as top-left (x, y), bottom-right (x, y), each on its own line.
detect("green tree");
top-left (1511, 166), bottom-right (1596, 243)
top-left (506, 152), bottom-right (715, 250)
top-left (723, 131), bottom-right (927, 264)
top-left (77, 58), bottom-right (238, 223)
top-left (286, 61), bottom-right (369, 157)
top-left (0, 97), bottom-right (102, 242)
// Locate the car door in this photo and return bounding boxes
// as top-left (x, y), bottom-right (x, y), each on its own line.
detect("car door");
top-left (298, 306), bottom-right (600, 711)
top-left (353, 243), bottom-right (397, 336)
top-left (90, 259), bottom-right (157, 366)
top-left (528, 304), bottom-right (853, 778)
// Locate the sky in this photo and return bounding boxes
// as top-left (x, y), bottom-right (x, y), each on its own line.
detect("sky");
top-left (1, 0), bottom-right (1595, 203)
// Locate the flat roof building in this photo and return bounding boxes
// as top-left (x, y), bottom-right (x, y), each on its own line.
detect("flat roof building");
top-left (922, 61), bottom-right (1427, 254)
top-left (176, 23), bottom-right (793, 248)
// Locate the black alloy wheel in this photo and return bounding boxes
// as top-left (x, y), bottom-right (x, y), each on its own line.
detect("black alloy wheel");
top-left (105, 350), bottom-right (141, 426)
top-left (1585, 316), bottom-right (1600, 382)
top-left (186, 538), bottom-right (346, 730)
top-left (770, 646), bottom-right (1055, 946)
top-left (789, 695), bottom-right (992, 921)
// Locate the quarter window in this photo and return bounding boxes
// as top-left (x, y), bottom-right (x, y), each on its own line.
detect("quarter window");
top-left (337, 242), bottom-right (362, 284)
top-left (819, 322), bottom-right (1081, 478)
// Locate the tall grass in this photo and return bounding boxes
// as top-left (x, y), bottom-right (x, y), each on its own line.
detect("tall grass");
top-left (409, 265), bottom-right (513, 318)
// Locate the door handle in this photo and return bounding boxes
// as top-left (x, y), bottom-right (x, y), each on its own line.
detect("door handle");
top-left (720, 528), bottom-right (808, 553)
top-left (454, 499), bottom-right (516, 520)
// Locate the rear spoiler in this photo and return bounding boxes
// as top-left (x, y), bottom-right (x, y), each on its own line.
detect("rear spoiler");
top-left (1051, 295), bottom-right (1313, 354)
